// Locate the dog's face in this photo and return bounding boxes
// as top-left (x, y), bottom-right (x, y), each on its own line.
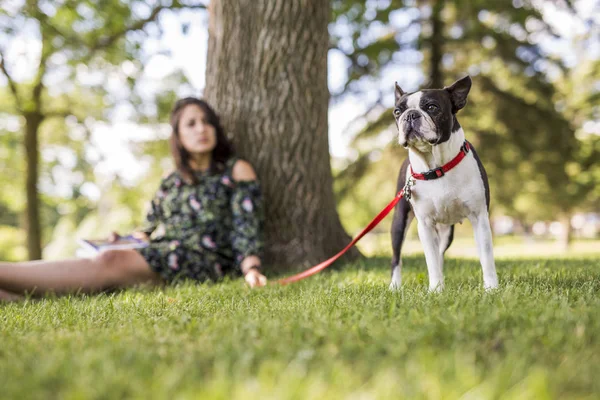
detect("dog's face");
top-left (393, 76), bottom-right (472, 150)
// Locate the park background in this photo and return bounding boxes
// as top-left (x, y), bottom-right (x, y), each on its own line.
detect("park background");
top-left (1, 0), bottom-right (598, 265)
top-left (1, 1), bottom-right (600, 398)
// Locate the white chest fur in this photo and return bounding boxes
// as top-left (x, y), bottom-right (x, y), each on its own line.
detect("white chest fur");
top-left (405, 130), bottom-right (488, 226)
top-left (407, 154), bottom-right (487, 226)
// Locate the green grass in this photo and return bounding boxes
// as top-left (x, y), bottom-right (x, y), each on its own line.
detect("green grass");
top-left (1, 256), bottom-right (599, 399)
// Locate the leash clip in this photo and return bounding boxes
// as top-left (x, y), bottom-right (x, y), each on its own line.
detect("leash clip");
top-left (403, 176), bottom-right (416, 201)
top-left (462, 141), bottom-right (471, 153)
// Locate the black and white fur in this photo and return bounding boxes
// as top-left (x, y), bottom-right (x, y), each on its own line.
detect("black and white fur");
top-left (390, 76), bottom-right (499, 291)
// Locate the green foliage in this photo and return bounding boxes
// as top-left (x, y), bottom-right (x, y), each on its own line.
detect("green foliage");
top-left (559, 58), bottom-right (600, 211)
top-left (335, 145), bottom-right (404, 234)
top-left (0, 226), bottom-right (27, 261)
top-left (331, 0), bottom-right (407, 96)
top-left (0, 1), bottom-right (205, 259)
top-left (1, 257), bottom-right (599, 398)
top-left (0, 115), bottom-right (24, 225)
top-left (332, 0), bottom-right (597, 229)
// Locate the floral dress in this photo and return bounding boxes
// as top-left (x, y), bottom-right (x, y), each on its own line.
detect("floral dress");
top-left (136, 157), bottom-right (264, 283)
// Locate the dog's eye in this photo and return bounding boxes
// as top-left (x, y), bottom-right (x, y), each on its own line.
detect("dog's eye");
top-left (393, 108), bottom-right (402, 117)
top-left (427, 104), bottom-right (439, 112)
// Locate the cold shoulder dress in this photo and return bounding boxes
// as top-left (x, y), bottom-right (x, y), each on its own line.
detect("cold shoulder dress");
top-left (136, 158), bottom-right (264, 282)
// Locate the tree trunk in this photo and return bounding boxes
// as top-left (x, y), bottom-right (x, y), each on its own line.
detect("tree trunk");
top-left (205, 0), bottom-right (360, 269)
top-left (24, 112), bottom-right (43, 260)
top-left (428, 0), bottom-right (444, 88)
top-left (558, 214), bottom-right (572, 252)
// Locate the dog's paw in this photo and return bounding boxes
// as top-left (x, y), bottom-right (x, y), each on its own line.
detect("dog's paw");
top-left (484, 282), bottom-right (499, 292)
top-left (484, 277), bottom-right (499, 291)
top-left (428, 283), bottom-right (445, 293)
top-left (389, 265), bottom-right (402, 290)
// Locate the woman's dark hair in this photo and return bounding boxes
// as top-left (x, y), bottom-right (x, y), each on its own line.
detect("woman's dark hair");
top-left (169, 97), bottom-right (234, 183)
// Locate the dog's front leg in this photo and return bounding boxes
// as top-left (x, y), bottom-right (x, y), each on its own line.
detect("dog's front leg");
top-left (416, 219), bottom-right (444, 292)
top-left (469, 212), bottom-right (499, 290)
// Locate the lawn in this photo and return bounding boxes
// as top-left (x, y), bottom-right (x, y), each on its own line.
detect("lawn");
top-left (1, 256), bottom-right (599, 399)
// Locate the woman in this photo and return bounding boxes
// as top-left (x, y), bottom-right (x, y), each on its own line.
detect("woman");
top-left (0, 98), bottom-right (267, 301)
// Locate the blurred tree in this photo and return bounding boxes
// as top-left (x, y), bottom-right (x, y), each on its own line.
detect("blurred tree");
top-left (0, 1), bottom-right (204, 260)
top-left (0, 87), bottom-right (27, 260)
top-left (205, 0), bottom-right (359, 269)
top-left (0, 117), bottom-right (22, 228)
top-left (331, 0), bottom-right (590, 247)
top-left (556, 53), bottom-right (600, 247)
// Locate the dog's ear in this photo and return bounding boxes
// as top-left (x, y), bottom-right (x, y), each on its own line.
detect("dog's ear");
top-left (444, 76), bottom-right (472, 113)
top-left (394, 82), bottom-right (405, 103)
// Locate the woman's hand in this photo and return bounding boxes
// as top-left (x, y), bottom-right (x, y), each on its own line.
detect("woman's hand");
top-left (108, 232), bottom-right (121, 243)
top-left (131, 231), bottom-right (149, 241)
top-left (244, 268), bottom-right (267, 288)
top-left (240, 255), bottom-right (266, 287)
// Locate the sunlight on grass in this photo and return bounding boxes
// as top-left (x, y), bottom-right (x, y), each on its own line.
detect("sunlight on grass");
top-left (358, 232), bottom-right (600, 260)
top-left (1, 256), bottom-right (599, 399)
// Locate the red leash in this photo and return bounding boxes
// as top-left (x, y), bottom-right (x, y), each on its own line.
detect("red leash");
top-left (276, 189), bottom-right (405, 285)
top-left (274, 141), bottom-right (473, 285)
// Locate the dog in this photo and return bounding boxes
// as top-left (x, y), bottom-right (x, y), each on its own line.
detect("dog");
top-left (389, 76), bottom-right (498, 291)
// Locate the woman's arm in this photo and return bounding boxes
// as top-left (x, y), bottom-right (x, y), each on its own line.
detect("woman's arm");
top-left (136, 177), bottom-right (170, 239)
top-left (231, 160), bottom-right (267, 287)
top-left (232, 159), bottom-right (257, 181)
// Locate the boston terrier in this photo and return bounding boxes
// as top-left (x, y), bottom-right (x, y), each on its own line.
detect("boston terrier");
top-left (389, 76), bottom-right (499, 291)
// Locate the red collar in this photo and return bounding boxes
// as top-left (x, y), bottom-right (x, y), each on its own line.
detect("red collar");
top-left (410, 141), bottom-right (471, 180)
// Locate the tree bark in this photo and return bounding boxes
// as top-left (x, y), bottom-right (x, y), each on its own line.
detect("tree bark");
top-left (205, 0), bottom-right (360, 269)
top-left (428, 0), bottom-right (444, 88)
top-left (24, 112), bottom-right (43, 260)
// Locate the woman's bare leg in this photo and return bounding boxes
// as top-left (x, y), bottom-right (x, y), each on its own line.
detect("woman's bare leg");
top-left (0, 249), bottom-right (163, 296)
top-left (0, 288), bottom-right (23, 302)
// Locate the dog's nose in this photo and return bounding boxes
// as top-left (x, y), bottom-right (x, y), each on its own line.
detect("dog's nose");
top-left (406, 110), bottom-right (421, 122)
